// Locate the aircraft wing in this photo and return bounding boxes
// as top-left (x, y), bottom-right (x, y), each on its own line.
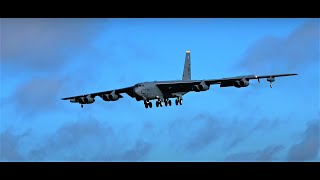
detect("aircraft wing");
top-left (253, 73), bottom-right (298, 79)
top-left (61, 86), bottom-right (135, 100)
top-left (155, 73), bottom-right (298, 91)
top-left (204, 73), bottom-right (298, 86)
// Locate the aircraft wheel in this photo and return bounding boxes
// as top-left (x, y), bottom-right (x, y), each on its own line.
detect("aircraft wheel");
top-left (168, 100), bottom-right (172, 106)
top-left (145, 103), bottom-right (148, 108)
top-left (81, 104), bottom-right (83, 108)
top-left (156, 101), bottom-right (159, 107)
top-left (175, 99), bottom-right (178, 105)
top-left (159, 101), bottom-right (163, 107)
top-left (179, 99), bottom-right (183, 105)
top-left (164, 101), bottom-right (168, 106)
top-left (148, 102), bottom-right (152, 108)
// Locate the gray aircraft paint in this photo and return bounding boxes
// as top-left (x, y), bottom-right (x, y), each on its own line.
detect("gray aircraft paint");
top-left (61, 50), bottom-right (298, 108)
top-left (182, 50), bottom-right (191, 81)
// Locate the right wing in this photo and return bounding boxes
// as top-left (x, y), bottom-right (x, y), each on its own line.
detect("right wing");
top-left (204, 73), bottom-right (298, 87)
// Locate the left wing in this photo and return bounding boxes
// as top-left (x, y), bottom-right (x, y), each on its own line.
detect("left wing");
top-left (155, 73), bottom-right (298, 92)
top-left (61, 86), bottom-right (134, 103)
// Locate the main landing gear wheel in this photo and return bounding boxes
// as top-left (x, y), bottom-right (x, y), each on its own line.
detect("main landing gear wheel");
top-left (81, 104), bottom-right (83, 108)
top-left (156, 101), bottom-right (162, 107)
top-left (175, 98), bottom-right (183, 106)
top-left (144, 101), bottom-right (152, 109)
top-left (163, 99), bottom-right (171, 107)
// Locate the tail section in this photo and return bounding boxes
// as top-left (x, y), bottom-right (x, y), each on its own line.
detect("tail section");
top-left (182, 50), bottom-right (191, 80)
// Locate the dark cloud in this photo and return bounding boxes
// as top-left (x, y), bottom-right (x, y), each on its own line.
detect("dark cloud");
top-left (28, 119), bottom-right (114, 161)
top-left (238, 20), bottom-right (319, 73)
top-left (121, 140), bottom-right (152, 161)
top-left (0, 130), bottom-right (24, 161)
top-left (27, 118), bottom-right (152, 161)
top-left (184, 116), bottom-right (221, 152)
top-left (12, 77), bottom-right (65, 116)
top-left (169, 114), bottom-right (223, 152)
top-left (287, 120), bottom-right (319, 161)
top-left (226, 118), bottom-right (279, 150)
top-left (225, 145), bottom-right (285, 162)
top-left (169, 113), bottom-right (282, 154)
top-left (1, 18), bottom-right (106, 71)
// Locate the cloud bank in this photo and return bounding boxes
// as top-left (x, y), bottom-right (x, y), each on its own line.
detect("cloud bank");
top-left (1, 18), bottom-right (106, 71)
top-left (238, 20), bottom-right (319, 72)
top-left (287, 119), bottom-right (319, 161)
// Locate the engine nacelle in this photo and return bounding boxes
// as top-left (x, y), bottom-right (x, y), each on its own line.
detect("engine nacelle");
top-left (84, 95), bottom-right (95, 104)
top-left (193, 81), bottom-right (210, 92)
top-left (108, 93), bottom-right (119, 101)
top-left (192, 85), bottom-right (201, 92)
top-left (199, 81), bottom-right (209, 91)
top-left (101, 91), bottom-right (121, 101)
top-left (101, 94), bottom-right (111, 101)
top-left (78, 97), bottom-right (85, 104)
top-left (234, 78), bottom-right (249, 88)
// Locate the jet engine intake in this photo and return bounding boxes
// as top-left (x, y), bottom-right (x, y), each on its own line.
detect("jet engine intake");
top-left (101, 91), bottom-right (122, 101)
top-left (234, 78), bottom-right (249, 88)
top-left (108, 94), bottom-right (119, 101)
top-left (199, 81), bottom-right (209, 91)
top-left (192, 85), bottom-right (201, 92)
top-left (84, 95), bottom-right (95, 104)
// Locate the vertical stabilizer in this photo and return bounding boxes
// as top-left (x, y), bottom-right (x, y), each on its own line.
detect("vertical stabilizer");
top-left (182, 50), bottom-right (191, 80)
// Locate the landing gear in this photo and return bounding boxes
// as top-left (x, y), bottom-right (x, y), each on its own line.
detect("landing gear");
top-left (81, 104), bottom-right (83, 108)
top-left (144, 98), bottom-right (173, 108)
top-left (144, 101), bottom-right (152, 109)
top-left (164, 99), bottom-right (172, 106)
top-left (175, 98), bottom-right (183, 106)
top-left (156, 100), bottom-right (162, 108)
top-left (270, 82), bottom-right (272, 88)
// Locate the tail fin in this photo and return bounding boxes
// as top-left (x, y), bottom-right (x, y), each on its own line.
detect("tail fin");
top-left (182, 50), bottom-right (191, 80)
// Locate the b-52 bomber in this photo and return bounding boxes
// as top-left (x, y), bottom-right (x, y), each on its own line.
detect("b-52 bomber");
top-left (62, 50), bottom-right (297, 108)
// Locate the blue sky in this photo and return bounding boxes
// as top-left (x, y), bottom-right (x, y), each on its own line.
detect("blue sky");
top-left (1, 18), bottom-right (319, 161)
